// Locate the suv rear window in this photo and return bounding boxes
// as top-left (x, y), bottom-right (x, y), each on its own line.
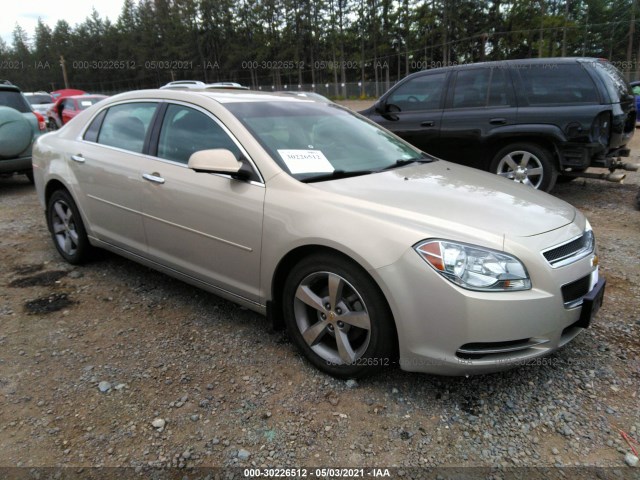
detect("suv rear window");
top-left (0, 90), bottom-right (32, 113)
top-left (26, 94), bottom-right (53, 105)
top-left (590, 60), bottom-right (632, 103)
top-left (518, 64), bottom-right (599, 105)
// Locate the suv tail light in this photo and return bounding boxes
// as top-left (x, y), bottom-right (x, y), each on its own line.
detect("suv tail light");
top-left (590, 111), bottom-right (611, 146)
top-left (33, 111), bottom-right (47, 131)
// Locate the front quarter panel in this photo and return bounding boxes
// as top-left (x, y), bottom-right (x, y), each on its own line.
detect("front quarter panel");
top-left (259, 173), bottom-right (505, 304)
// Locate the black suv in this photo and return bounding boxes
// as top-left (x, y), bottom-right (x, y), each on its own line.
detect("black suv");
top-left (361, 57), bottom-right (636, 191)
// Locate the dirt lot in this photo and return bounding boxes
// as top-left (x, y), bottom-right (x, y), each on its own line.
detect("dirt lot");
top-left (0, 103), bottom-right (639, 476)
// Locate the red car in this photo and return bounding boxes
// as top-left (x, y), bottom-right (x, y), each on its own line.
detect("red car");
top-left (47, 95), bottom-right (107, 129)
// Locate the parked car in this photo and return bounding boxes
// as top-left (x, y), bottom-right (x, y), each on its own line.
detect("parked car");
top-left (276, 91), bottom-right (333, 103)
top-left (23, 91), bottom-right (55, 116)
top-left (33, 89), bottom-right (604, 378)
top-left (0, 80), bottom-right (47, 181)
top-left (51, 88), bottom-right (86, 100)
top-left (160, 80), bottom-right (206, 90)
top-left (47, 94), bottom-right (107, 129)
top-left (205, 82), bottom-right (249, 90)
top-left (361, 57), bottom-right (636, 191)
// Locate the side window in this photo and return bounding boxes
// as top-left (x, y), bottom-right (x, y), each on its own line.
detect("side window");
top-left (488, 68), bottom-right (513, 106)
top-left (83, 110), bottom-right (107, 142)
top-left (519, 64), bottom-right (599, 105)
top-left (97, 102), bottom-right (157, 154)
top-left (387, 73), bottom-right (447, 111)
top-left (157, 104), bottom-right (241, 164)
top-left (65, 100), bottom-right (76, 111)
top-left (451, 69), bottom-right (490, 108)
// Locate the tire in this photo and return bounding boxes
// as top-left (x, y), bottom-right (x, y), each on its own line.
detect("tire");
top-left (46, 190), bottom-right (92, 264)
top-left (282, 253), bottom-right (397, 378)
top-left (490, 143), bottom-right (558, 192)
top-left (0, 106), bottom-right (32, 158)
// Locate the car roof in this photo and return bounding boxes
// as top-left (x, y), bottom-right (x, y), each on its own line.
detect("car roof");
top-left (406, 57), bottom-right (607, 75)
top-left (0, 82), bottom-right (21, 92)
top-left (109, 89), bottom-right (321, 105)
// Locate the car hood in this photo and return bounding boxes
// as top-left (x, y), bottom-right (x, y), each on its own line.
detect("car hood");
top-left (311, 161), bottom-right (576, 239)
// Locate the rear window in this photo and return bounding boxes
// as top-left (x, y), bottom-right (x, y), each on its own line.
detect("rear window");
top-left (26, 94), bottom-right (53, 105)
top-left (590, 60), bottom-right (632, 103)
top-left (518, 64), bottom-right (599, 105)
top-left (0, 90), bottom-right (32, 113)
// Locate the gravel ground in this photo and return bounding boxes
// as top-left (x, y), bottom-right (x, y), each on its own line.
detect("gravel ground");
top-left (0, 104), bottom-right (639, 477)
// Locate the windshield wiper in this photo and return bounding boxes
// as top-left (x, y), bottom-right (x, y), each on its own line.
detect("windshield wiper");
top-left (381, 156), bottom-right (435, 171)
top-left (301, 169), bottom-right (374, 183)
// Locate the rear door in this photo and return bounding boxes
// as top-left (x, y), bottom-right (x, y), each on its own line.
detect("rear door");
top-left (72, 101), bottom-right (159, 253)
top-left (438, 66), bottom-right (516, 168)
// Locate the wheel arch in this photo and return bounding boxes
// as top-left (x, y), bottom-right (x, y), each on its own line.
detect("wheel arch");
top-left (44, 178), bottom-right (68, 207)
top-left (43, 180), bottom-right (93, 238)
top-left (269, 245), bottom-right (399, 355)
top-left (486, 136), bottom-right (561, 171)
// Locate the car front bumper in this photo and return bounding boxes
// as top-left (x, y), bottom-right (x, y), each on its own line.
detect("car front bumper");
top-left (376, 234), bottom-right (600, 375)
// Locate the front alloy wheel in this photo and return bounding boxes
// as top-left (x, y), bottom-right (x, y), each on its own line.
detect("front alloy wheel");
top-left (283, 254), bottom-right (396, 378)
top-left (294, 271), bottom-right (372, 365)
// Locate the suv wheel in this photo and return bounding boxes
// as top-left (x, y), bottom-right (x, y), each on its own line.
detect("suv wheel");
top-left (490, 143), bottom-right (558, 192)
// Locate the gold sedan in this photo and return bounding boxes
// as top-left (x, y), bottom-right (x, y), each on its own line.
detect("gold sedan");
top-left (33, 89), bottom-right (604, 378)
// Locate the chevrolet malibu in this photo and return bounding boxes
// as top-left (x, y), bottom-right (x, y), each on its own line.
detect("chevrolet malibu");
top-left (32, 90), bottom-right (605, 378)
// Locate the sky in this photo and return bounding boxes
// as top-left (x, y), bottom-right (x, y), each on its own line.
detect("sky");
top-left (2, 0), bottom-right (126, 47)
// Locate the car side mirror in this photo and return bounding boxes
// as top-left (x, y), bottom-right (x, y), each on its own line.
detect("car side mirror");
top-left (374, 99), bottom-right (387, 114)
top-left (188, 149), bottom-right (250, 180)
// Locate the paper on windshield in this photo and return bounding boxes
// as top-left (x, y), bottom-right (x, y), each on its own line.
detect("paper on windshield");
top-left (277, 149), bottom-right (334, 174)
top-left (80, 101), bottom-right (93, 107)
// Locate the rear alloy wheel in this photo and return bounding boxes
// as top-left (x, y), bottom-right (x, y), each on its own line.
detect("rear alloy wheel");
top-left (47, 190), bottom-right (92, 264)
top-left (283, 254), bottom-right (396, 378)
top-left (490, 143), bottom-right (557, 192)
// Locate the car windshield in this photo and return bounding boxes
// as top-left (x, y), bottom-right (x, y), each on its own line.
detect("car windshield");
top-left (26, 94), bottom-right (53, 105)
top-left (224, 101), bottom-right (426, 181)
top-left (0, 90), bottom-right (32, 113)
top-left (77, 97), bottom-right (104, 110)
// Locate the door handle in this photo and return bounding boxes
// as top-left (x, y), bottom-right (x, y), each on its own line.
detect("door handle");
top-left (489, 118), bottom-right (507, 125)
top-left (70, 154), bottom-right (85, 163)
top-left (142, 172), bottom-right (165, 184)
top-left (420, 121), bottom-right (435, 127)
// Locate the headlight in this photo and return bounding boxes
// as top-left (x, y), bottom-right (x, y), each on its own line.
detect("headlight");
top-left (414, 240), bottom-right (531, 292)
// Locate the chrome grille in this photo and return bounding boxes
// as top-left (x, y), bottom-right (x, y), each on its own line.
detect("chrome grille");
top-left (542, 231), bottom-right (594, 267)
